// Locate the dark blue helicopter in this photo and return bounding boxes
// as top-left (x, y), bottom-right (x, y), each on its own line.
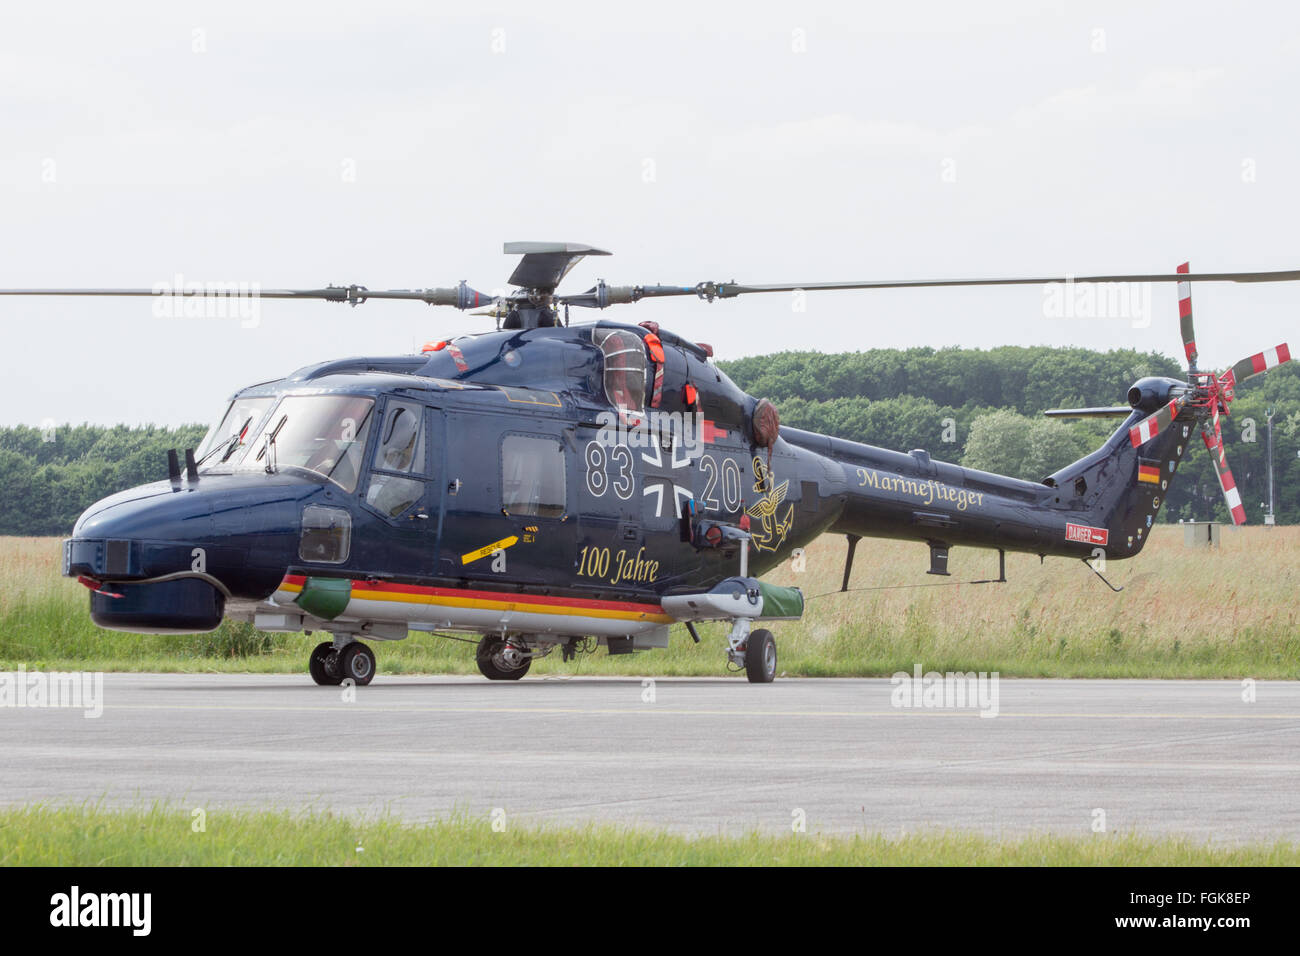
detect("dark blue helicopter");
top-left (5, 244), bottom-right (1291, 683)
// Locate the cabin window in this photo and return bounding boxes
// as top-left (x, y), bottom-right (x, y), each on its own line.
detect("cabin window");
top-left (594, 328), bottom-right (646, 413)
top-left (365, 400), bottom-right (427, 518)
top-left (501, 434), bottom-right (566, 518)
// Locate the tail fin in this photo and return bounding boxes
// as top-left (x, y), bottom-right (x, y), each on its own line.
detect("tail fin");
top-left (1045, 394), bottom-right (1192, 559)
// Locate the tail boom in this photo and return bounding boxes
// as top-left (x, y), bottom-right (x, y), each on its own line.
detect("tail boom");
top-left (782, 408), bottom-right (1192, 564)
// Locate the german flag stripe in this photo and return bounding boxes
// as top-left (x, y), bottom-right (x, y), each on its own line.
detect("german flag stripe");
top-left (1137, 465), bottom-right (1160, 484)
top-left (277, 575), bottom-right (672, 622)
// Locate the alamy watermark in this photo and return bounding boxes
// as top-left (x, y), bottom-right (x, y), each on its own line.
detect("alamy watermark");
top-left (1043, 277), bottom-right (1151, 328)
top-left (890, 664), bottom-right (999, 718)
top-left (595, 408), bottom-right (705, 457)
top-left (151, 273), bottom-right (261, 328)
top-left (0, 665), bottom-right (103, 718)
top-left (50, 886), bottom-right (150, 936)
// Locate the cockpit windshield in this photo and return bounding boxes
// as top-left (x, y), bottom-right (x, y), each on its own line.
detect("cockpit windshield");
top-left (195, 397), bottom-right (274, 470)
top-left (239, 394), bottom-right (375, 492)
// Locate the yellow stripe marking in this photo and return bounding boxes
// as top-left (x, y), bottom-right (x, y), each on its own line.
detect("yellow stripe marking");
top-left (461, 536), bottom-right (519, 565)
top-left (350, 589), bottom-right (671, 622)
top-left (274, 577), bottom-right (669, 622)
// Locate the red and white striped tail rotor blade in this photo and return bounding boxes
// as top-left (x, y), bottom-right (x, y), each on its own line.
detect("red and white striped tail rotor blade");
top-left (1198, 400), bottom-right (1229, 468)
top-left (1219, 343), bottom-right (1292, 400)
top-left (1128, 395), bottom-right (1186, 448)
top-left (1201, 423), bottom-right (1247, 525)
top-left (1177, 262), bottom-right (1197, 368)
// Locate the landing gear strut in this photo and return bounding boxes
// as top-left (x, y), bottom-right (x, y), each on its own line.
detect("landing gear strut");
top-left (726, 618), bottom-right (777, 683)
top-left (660, 527), bottom-right (791, 684)
top-left (308, 639), bottom-right (376, 686)
top-left (476, 635), bottom-right (531, 680)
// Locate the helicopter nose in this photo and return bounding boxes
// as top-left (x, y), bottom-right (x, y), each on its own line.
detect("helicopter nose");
top-left (72, 478), bottom-right (215, 542)
top-left (64, 475), bottom-right (306, 633)
top-left (63, 480), bottom-right (226, 633)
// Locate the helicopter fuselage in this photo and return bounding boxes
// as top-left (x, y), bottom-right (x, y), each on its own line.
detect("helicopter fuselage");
top-left (63, 319), bottom-right (1186, 671)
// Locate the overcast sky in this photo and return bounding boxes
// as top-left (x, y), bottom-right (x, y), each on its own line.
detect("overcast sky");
top-left (2, 1), bottom-right (1297, 426)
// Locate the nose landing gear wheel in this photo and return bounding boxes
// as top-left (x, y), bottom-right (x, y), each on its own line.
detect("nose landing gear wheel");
top-left (338, 642), bottom-right (376, 685)
top-left (476, 636), bottom-right (531, 680)
top-left (745, 629), bottom-right (777, 683)
top-left (308, 641), bottom-right (343, 686)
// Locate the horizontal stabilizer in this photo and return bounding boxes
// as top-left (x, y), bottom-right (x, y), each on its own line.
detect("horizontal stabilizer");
top-left (1043, 406), bottom-right (1133, 418)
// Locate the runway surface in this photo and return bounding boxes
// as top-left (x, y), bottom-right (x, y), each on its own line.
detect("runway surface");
top-left (2, 674), bottom-right (1298, 841)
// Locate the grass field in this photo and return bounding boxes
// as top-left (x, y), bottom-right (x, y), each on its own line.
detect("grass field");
top-left (3, 804), bottom-right (1297, 866)
top-left (1, 527), bottom-right (1296, 678)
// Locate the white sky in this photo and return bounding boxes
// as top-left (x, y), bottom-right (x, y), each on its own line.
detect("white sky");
top-left (2, 1), bottom-right (1298, 426)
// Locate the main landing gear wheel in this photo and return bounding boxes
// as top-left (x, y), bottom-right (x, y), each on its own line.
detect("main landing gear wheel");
top-left (745, 629), bottom-right (777, 684)
top-left (476, 636), bottom-right (531, 680)
top-left (308, 641), bottom-right (343, 686)
top-left (338, 642), bottom-right (376, 686)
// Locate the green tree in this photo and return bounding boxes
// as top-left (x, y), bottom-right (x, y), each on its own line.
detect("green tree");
top-left (960, 410), bottom-right (1093, 482)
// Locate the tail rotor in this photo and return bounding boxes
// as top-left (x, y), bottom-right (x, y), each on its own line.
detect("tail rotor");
top-left (1127, 261), bottom-right (1291, 524)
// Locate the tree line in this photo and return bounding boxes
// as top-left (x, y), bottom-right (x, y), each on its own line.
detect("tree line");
top-left (0, 424), bottom-right (206, 536)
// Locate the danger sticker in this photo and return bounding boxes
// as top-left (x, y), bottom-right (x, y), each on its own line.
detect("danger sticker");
top-left (1065, 523), bottom-right (1109, 546)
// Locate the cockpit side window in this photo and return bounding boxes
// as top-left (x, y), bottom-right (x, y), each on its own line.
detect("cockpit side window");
top-left (364, 400), bottom-right (428, 518)
top-left (594, 328), bottom-right (646, 413)
top-left (372, 401), bottom-right (426, 475)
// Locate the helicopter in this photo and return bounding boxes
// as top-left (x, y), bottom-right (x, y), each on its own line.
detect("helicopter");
top-left (3, 243), bottom-right (1291, 683)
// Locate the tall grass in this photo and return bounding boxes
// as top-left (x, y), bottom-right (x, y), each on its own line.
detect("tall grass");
top-left (1, 527), bottom-right (1296, 677)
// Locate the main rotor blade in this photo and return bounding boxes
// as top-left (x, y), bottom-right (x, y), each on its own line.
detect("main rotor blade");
top-left (0, 283), bottom-right (496, 309)
top-left (11, 264), bottom-right (1300, 314)
top-left (1177, 262), bottom-right (1197, 371)
top-left (560, 267), bottom-right (1300, 308)
top-left (557, 284), bottom-right (697, 309)
top-left (710, 268), bottom-right (1300, 296)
